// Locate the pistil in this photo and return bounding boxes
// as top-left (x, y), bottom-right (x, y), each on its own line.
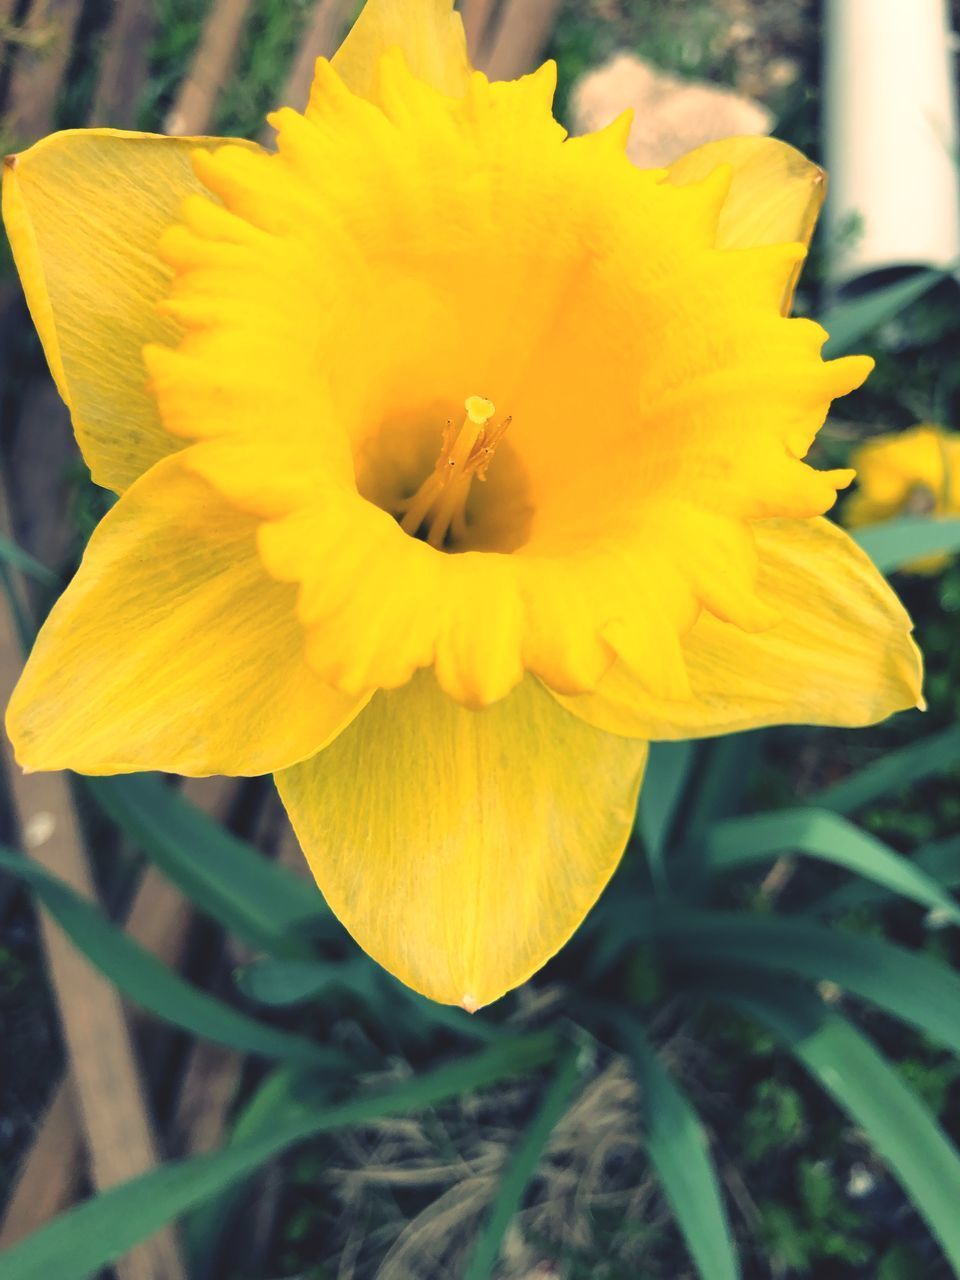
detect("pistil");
top-left (399, 396), bottom-right (512, 549)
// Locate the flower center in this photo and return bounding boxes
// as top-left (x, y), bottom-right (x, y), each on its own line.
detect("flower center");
top-left (397, 396), bottom-right (513, 549)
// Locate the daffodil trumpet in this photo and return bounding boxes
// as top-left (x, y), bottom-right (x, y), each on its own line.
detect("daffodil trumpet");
top-left (2, 0), bottom-right (922, 1009)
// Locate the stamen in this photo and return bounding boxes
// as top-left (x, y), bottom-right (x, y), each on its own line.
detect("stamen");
top-left (399, 396), bottom-right (512, 549)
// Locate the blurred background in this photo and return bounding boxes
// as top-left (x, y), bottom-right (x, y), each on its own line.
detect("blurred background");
top-left (1, 2), bottom-right (960, 1278)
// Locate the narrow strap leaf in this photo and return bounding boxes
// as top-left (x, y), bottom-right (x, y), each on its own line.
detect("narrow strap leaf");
top-left (812, 722), bottom-right (960, 816)
top-left (0, 533), bottom-right (60, 586)
top-left (619, 1019), bottom-right (740, 1280)
top-left (0, 1032), bottom-right (558, 1280)
top-left (655, 908), bottom-right (960, 1055)
top-left (702, 807), bottom-right (960, 924)
top-left (813, 833), bottom-right (960, 916)
top-left (821, 265), bottom-right (952, 356)
top-left (86, 774), bottom-right (326, 957)
top-left (463, 1042), bottom-right (583, 1280)
top-left (0, 845), bottom-right (331, 1066)
top-left (700, 971), bottom-right (960, 1276)
top-left (638, 740), bottom-right (695, 894)
top-left (853, 515), bottom-right (960, 574)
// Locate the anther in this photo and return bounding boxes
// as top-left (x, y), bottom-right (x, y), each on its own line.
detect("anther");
top-left (398, 396), bottom-right (512, 549)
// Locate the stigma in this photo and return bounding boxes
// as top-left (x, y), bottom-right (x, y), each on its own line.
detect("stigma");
top-left (399, 396), bottom-right (512, 549)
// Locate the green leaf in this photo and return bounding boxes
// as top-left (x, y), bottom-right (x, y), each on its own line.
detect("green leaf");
top-left (618, 1019), bottom-right (740, 1280)
top-left (853, 516), bottom-right (960, 574)
top-left (638, 741), bottom-right (695, 893)
top-left (183, 1067), bottom-right (333, 1278)
top-left (0, 563), bottom-right (37, 654)
top-left (86, 774), bottom-right (325, 957)
top-left (235, 957), bottom-right (505, 1044)
top-left (820, 267), bottom-right (951, 356)
top-left (0, 534), bottom-right (59, 586)
top-left (670, 734), bottom-right (764, 905)
top-left (813, 834), bottom-right (960, 917)
top-left (702, 808), bottom-right (960, 924)
top-left (0, 1032), bottom-right (558, 1280)
top-left (654, 909), bottom-right (960, 1055)
top-left (235, 957), bottom-right (373, 1006)
top-left (0, 845), bottom-right (331, 1066)
top-left (700, 970), bottom-right (960, 1275)
top-left (681, 736), bottom-right (762, 846)
top-left (812, 723), bottom-right (960, 816)
top-left (464, 1043), bottom-right (582, 1280)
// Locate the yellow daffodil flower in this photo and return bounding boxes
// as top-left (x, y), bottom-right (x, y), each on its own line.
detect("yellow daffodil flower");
top-left (846, 424), bottom-right (960, 573)
top-left (2, 0), bottom-right (922, 1009)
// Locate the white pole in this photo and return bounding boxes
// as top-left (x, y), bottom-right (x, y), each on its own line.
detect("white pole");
top-left (824, 0), bottom-right (960, 287)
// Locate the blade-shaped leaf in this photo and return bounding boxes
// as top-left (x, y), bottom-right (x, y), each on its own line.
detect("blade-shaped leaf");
top-left (86, 774), bottom-right (326, 957)
top-left (653, 909), bottom-right (960, 1054)
top-left (698, 970), bottom-right (960, 1275)
top-left (820, 266), bottom-right (952, 356)
top-left (638, 741), bottom-right (695, 893)
top-left (235, 957), bottom-right (373, 1006)
top-left (0, 846), bottom-right (331, 1066)
top-left (853, 516), bottom-right (960, 574)
top-left (813, 834), bottom-right (960, 917)
top-left (812, 723), bottom-right (960, 816)
top-left (680, 736), bottom-right (762, 846)
top-left (0, 534), bottom-right (59, 586)
top-left (184, 1067), bottom-right (335, 1278)
top-left (235, 957), bottom-right (505, 1045)
top-left (619, 1019), bottom-right (740, 1280)
top-left (702, 808), bottom-right (960, 923)
top-left (0, 1032), bottom-right (558, 1280)
top-left (464, 1043), bottom-right (582, 1280)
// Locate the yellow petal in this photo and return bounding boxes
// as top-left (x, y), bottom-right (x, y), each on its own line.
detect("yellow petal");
top-left (163, 65), bottom-right (868, 709)
top-left (329, 0), bottom-right (470, 105)
top-left (667, 135), bottom-right (825, 311)
top-left (555, 517), bottom-right (923, 739)
top-left (276, 672), bottom-right (647, 1008)
top-left (6, 455), bottom-right (362, 776)
top-left (1, 129), bottom-right (257, 494)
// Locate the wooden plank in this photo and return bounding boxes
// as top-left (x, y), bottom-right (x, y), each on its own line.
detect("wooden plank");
top-left (2, 0), bottom-right (86, 146)
top-left (167, 777), bottom-right (247, 1160)
top-left (0, 0), bottom-right (28, 89)
top-left (169, 1040), bottom-right (244, 1157)
top-left (0, 865), bottom-right (191, 1247)
top-left (0, 780), bottom-right (239, 1244)
top-left (0, 1078), bottom-right (84, 1247)
top-left (273, 0), bottom-right (354, 119)
top-left (479, 0), bottom-right (561, 82)
top-left (460, 0), bottom-right (498, 63)
top-left (165, 0), bottom-right (254, 136)
top-left (0, 630), bottom-right (186, 1278)
top-left (0, 471), bottom-right (185, 1277)
top-left (87, 0), bottom-right (155, 128)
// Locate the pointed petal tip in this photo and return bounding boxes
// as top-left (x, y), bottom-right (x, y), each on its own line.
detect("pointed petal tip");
top-left (277, 674), bottom-right (647, 1012)
top-left (4, 154), bottom-right (17, 171)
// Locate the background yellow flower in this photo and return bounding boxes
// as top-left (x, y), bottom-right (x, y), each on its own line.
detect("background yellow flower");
top-left (846, 423), bottom-right (960, 572)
